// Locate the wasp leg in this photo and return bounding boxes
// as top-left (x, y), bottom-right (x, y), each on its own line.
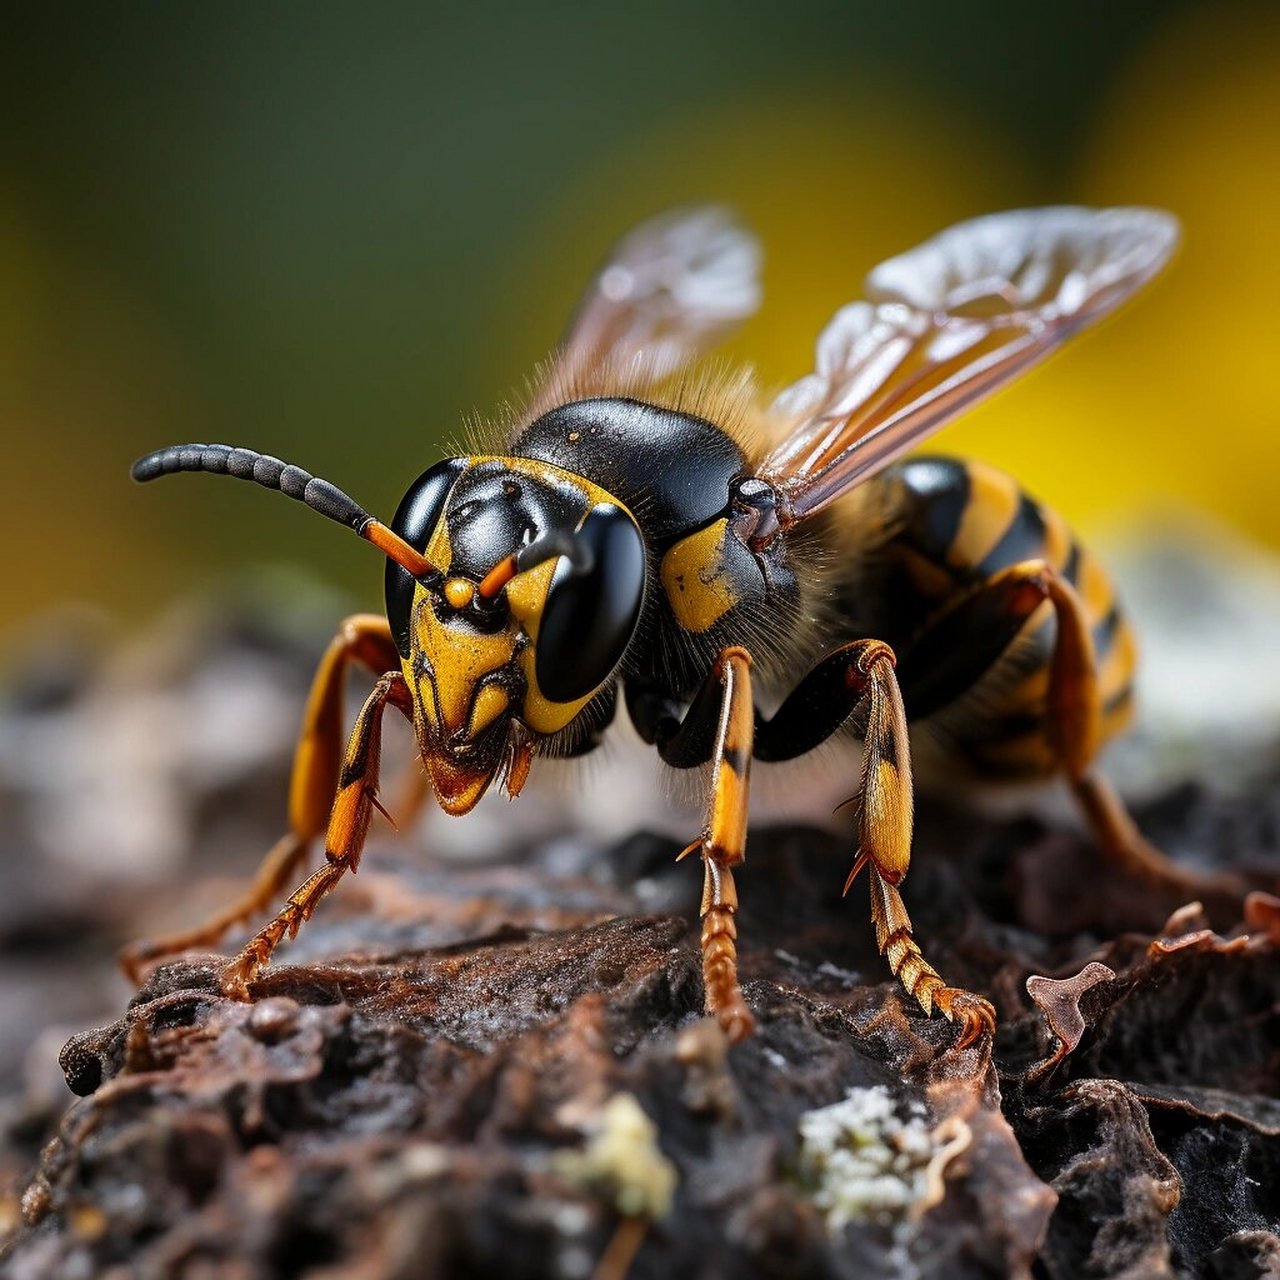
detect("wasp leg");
top-left (628, 649), bottom-right (756, 1042)
top-left (755, 640), bottom-right (996, 1047)
top-left (221, 669), bottom-right (413, 998)
top-left (698, 648), bottom-right (756, 1042)
top-left (119, 614), bottom-right (401, 983)
top-left (1033, 566), bottom-right (1241, 900)
top-left (904, 560), bottom-right (1236, 902)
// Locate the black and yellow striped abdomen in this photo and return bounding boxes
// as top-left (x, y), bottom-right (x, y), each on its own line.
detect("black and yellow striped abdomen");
top-left (844, 456), bottom-right (1137, 779)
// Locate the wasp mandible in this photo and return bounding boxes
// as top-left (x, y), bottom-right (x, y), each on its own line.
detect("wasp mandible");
top-left (126, 204), bottom-right (1183, 1047)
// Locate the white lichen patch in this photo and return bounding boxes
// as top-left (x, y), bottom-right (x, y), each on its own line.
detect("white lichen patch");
top-left (552, 1092), bottom-right (678, 1220)
top-left (794, 1086), bottom-right (964, 1233)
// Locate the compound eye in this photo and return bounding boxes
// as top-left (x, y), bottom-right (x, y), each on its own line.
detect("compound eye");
top-left (384, 457), bottom-right (468, 656)
top-left (535, 505), bottom-right (646, 704)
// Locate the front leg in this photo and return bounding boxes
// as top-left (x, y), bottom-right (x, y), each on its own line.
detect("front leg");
top-left (756, 640), bottom-right (996, 1047)
top-left (627, 648), bottom-right (756, 1042)
top-left (221, 669), bottom-right (414, 998)
top-left (120, 613), bottom-right (402, 982)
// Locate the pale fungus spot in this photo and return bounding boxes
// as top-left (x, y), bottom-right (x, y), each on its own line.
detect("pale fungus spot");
top-left (552, 1092), bottom-right (678, 1221)
top-left (793, 1086), bottom-right (969, 1233)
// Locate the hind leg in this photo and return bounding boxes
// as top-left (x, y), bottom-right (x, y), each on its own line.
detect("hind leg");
top-left (900, 560), bottom-right (1238, 903)
top-left (120, 614), bottom-right (402, 982)
top-left (1036, 575), bottom-right (1244, 904)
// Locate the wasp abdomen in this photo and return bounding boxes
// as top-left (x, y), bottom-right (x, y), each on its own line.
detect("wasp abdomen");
top-left (864, 456), bottom-right (1136, 778)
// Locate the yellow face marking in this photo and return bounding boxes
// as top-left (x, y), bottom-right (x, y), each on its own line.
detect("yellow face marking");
top-left (444, 577), bottom-right (474, 610)
top-left (406, 456), bottom-right (637, 745)
top-left (499, 554), bottom-right (596, 734)
top-left (415, 600), bottom-right (517, 737)
top-left (409, 659), bottom-right (439, 725)
top-left (468, 684), bottom-right (510, 738)
top-left (418, 489), bottom-right (524, 738)
top-left (661, 519), bottom-right (740, 633)
top-left (505, 557), bottom-right (557, 626)
top-left (949, 462), bottom-right (1021, 570)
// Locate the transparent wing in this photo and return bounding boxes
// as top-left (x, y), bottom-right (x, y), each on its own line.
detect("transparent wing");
top-left (549, 205), bottom-right (762, 391)
top-left (760, 206), bottom-right (1179, 521)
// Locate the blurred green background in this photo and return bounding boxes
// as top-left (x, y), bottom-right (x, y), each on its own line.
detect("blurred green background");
top-left (2, 1), bottom-right (1278, 630)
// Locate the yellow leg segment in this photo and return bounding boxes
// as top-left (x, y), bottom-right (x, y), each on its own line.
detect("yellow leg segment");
top-left (119, 614), bottom-right (402, 984)
top-left (695, 646), bottom-right (756, 1043)
top-left (221, 670), bottom-right (413, 998)
top-left (1015, 562), bottom-right (1240, 902)
top-left (845, 641), bottom-right (996, 1047)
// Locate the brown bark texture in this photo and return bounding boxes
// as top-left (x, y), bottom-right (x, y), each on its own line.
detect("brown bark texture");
top-left (0, 590), bottom-right (1277, 1279)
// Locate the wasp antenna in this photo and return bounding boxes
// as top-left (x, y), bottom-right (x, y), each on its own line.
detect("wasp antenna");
top-left (476, 528), bottom-right (595, 600)
top-left (517, 529), bottom-right (594, 575)
top-left (131, 442), bottom-right (440, 579)
top-left (131, 443), bottom-right (368, 527)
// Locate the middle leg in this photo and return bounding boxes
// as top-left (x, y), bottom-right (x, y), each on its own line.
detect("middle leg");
top-left (627, 648), bottom-right (756, 1042)
top-left (756, 639), bottom-right (996, 1046)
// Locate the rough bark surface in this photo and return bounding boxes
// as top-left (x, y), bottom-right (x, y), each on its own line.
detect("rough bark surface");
top-left (0, 586), bottom-right (1278, 1279)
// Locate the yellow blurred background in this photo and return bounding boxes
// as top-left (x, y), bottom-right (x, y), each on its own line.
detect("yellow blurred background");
top-left (1, 2), bottom-right (1277, 632)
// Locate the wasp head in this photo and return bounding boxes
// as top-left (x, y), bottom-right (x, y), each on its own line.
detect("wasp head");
top-left (385, 457), bottom-right (647, 814)
top-left (128, 442), bottom-right (645, 816)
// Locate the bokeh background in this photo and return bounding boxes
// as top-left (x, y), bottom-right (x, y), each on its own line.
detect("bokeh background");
top-left (2, 1), bottom-right (1278, 633)
top-left (2, 6), bottom-right (1280, 1213)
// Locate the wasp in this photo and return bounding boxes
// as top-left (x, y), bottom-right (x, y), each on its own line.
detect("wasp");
top-left (125, 204), bottom-right (1185, 1047)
